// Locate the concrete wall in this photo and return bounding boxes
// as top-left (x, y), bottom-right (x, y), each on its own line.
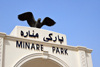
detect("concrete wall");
top-left (0, 26), bottom-right (93, 67)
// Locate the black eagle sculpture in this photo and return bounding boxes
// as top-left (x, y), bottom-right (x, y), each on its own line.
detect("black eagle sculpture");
top-left (18, 12), bottom-right (56, 28)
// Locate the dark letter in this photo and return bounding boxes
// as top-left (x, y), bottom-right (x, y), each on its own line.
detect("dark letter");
top-left (52, 46), bottom-right (55, 53)
top-left (56, 47), bottom-right (60, 54)
top-left (16, 41), bottom-right (22, 48)
top-left (65, 49), bottom-right (68, 55)
top-left (25, 42), bottom-right (30, 49)
top-left (36, 44), bottom-right (40, 50)
top-left (31, 43), bottom-right (35, 50)
top-left (61, 48), bottom-right (64, 54)
top-left (41, 45), bottom-right (43, 51)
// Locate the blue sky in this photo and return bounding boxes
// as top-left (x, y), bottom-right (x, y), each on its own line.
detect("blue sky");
top-left (0, 0), bottom-right (100, 67)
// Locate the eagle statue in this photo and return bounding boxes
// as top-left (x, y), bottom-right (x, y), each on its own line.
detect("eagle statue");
top-left (18, 12), bottom-right (56, 28)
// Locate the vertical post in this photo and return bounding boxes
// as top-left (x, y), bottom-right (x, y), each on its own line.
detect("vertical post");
top-left (0, 33), bottom-right (6, 67)
top-left (0, 37), bottom-right (4, 67)
top-left (77, 47), bottom-right (88, 67)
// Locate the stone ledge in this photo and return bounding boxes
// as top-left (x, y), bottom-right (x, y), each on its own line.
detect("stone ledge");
top-left (0, 32), bottom-right (6, 37)
top-left (2, 33), bottom-right (92, 53)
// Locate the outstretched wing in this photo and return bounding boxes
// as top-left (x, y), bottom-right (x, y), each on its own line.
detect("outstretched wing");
top-left (18, 12), bottom-right (36, 27)
top-left (42, 17), bottom-right (56, 27)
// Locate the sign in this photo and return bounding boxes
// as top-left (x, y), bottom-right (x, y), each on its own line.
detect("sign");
top-left (16, 40), bottom-right (68, 55)
top-left (20, 30), bottom-right (64, 44)
top-left (10, 26), bottom-right (67, 45)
